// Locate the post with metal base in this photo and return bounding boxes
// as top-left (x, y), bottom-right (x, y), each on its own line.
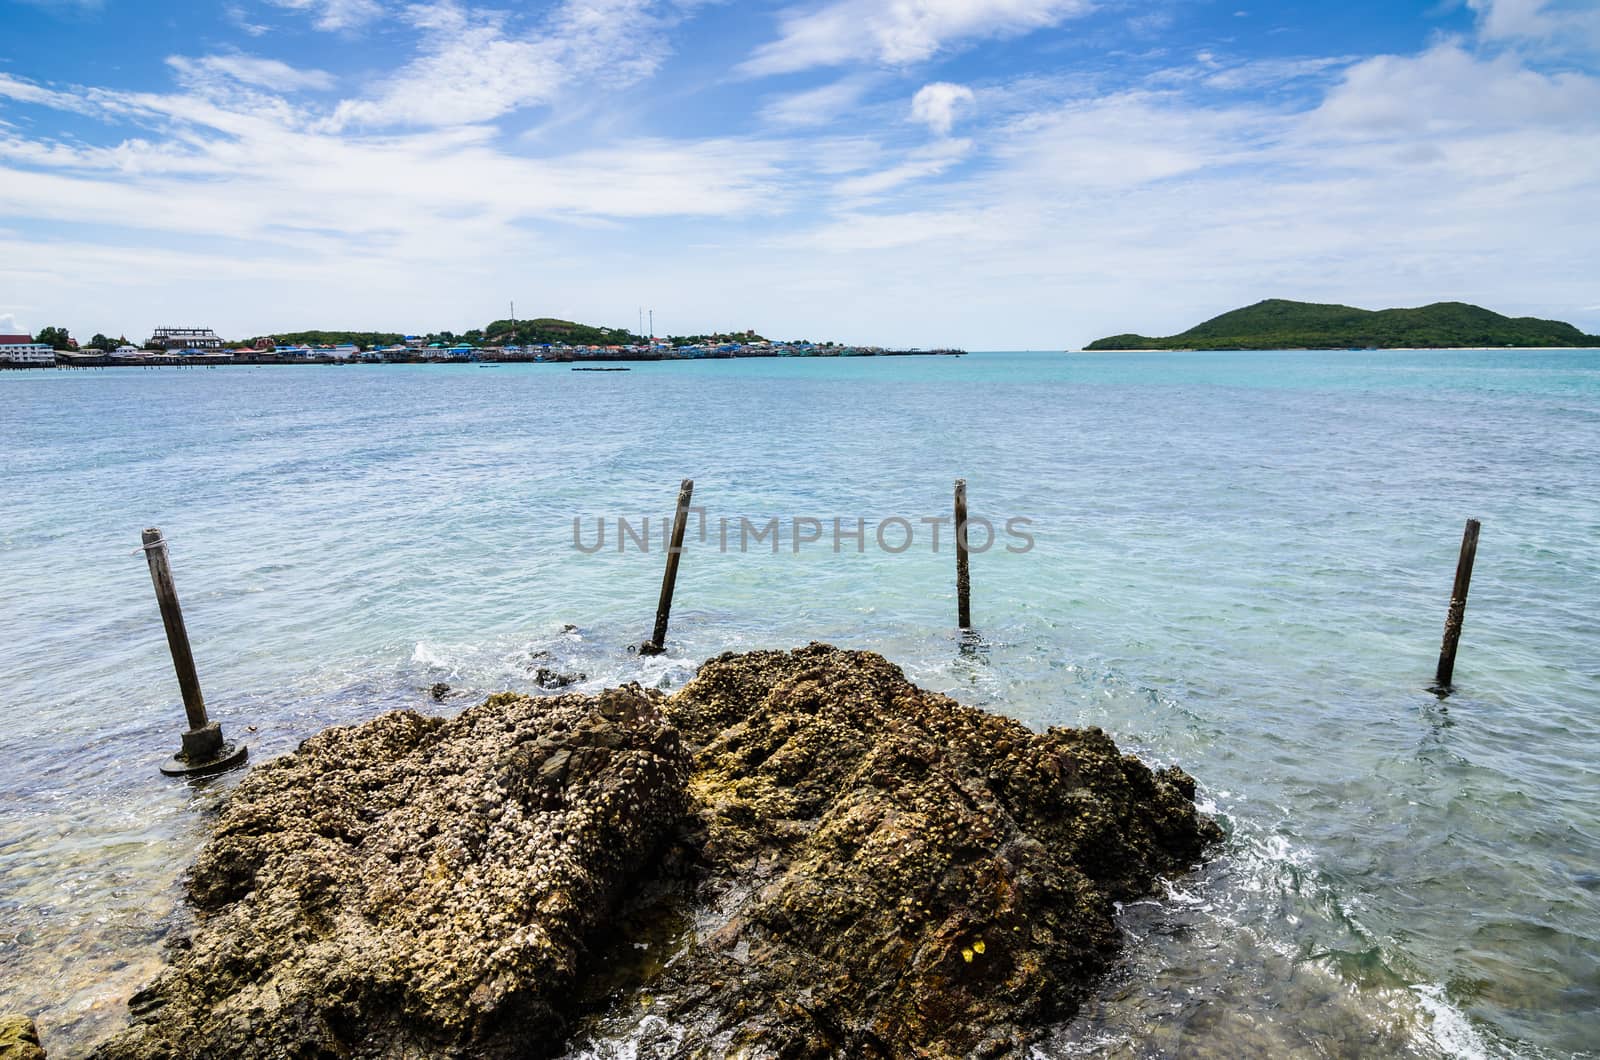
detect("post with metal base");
top-left (141, 528), bottom-right (248, 776)
top-left (640, 480), bottom-right (694, 656)
top-left (955, 479), bottom-right (973, 631)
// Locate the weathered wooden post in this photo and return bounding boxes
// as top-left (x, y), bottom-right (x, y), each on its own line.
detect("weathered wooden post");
top-left (141, 528), bottom-right (248, 776)
top-left (955, 479), bottom-right (972, 630)
top-left (640, 479), bottom-right (694, 656)
top-left (1434, 518), bottom-right (1481, 691)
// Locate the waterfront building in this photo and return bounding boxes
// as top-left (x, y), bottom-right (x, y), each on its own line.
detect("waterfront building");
top-left (148, 327), bottom-right (223, 350)
top-left (0, 334), bottom-right (56, 366)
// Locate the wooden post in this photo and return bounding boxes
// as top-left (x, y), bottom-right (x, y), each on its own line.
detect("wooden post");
top-left (640, 479), bottom-right (694, 656)
top-left (143, 528), bottom-right (209, 731)
top-left (1434, 518), bottom-right (1481, 691)
top-left (955, 479), bottom-right (972, 630)
top-left (141, 528), bottom-right (247, 776)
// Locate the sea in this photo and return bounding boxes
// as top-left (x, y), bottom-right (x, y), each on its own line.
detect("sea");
top-left (2, 350), bottom-right (1597, 1058)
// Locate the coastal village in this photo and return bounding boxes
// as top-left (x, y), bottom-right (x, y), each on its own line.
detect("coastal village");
top-left (1, 323), bottom-right (963, 368)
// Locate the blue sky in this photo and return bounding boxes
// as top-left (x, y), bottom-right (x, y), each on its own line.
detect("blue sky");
top-left (2, 0), bottom-right (1597, 347)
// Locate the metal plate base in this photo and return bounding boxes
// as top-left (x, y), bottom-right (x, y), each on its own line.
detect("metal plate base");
top-left (160, 742), bottom-right (249, 778)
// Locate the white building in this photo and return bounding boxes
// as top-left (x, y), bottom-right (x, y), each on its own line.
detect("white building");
top-left (148, 327), bottom-right (223, 350)
top-left (0, 334), bottom-right (55, 366)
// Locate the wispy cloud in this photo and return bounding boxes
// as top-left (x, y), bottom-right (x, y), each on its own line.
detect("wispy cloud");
top-left (266, 0), bottom-right (385, 31)
top-left (170, 54), bottom-right (337, 93)
top-left (14, 0), bottom-right (103, 10)
top-left (225, 4), bottom-right (273, 36)
top-left (833, 137), bottom-right (973, 199)
top-left (760, 75), bottom-right (877, 128)
top-left (1466, 0), bottom-right (1600, 53)
top-left (1308, 42), bottom-right (1600, 135)
top-left (741, 0), bottom-right (1095, 74)
top-left (327, 0), bottom-right (673, 129)
top-left (1199, 56), bottom-right (1357, 92)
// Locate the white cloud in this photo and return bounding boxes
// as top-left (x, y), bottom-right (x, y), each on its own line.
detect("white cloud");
top-left (0, 73), bottom-right (95, 112)
top-left (169, 54), bottom-right (337, 93)
top-left (760, 76), bottom-right (875, 128)
top-left (833, 137), bottom-right (972, 198)
top-left (226, 4), bottom-right (273, 36)
top-left (0, 313), bottom-right (24, 334)
top-left (741, 0), bottom-right (1094, 74)
top-left (778, 206), bottom-right (993, 252)
top-left (1309, 42), bottom-right (1600, 135)
top-left (267, 0), bottom-right (384, 31)
top-left (987, 90), bottom-right (1265, 191)
top-left (910, 81), bottom-right (975, 135)
top-left (1199, 56), bottom-right (1355, 92)
top-left (329, 0), bottom-right (670, 129)
top-left (1468, 0), bottom-right (1555, 40)
top-left (1466, 0), bottom-right (1600, 50)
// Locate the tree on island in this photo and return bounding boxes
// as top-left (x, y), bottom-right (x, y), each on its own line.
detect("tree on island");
top-left (88, 333), bottom-right (119, 352)
top-left (666, 330), bottom-right (769, 348)
top-left (35, 326), bottom-right (73, 350)
top-left (484, 317), bottom-right (642, 347)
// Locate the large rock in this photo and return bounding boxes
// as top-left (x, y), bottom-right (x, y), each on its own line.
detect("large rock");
top-left (0, 1016), bottom-right (46, 1060)
top-left (578, 644), bottom-right (1221, 1057)
top-left (91, 686), bottom-right (688, 1059)
top-left (93, 646), bottom-right (1218, 1059)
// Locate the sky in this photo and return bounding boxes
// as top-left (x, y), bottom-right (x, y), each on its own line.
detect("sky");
top-left (2, 0), bottom-right (1597, 348)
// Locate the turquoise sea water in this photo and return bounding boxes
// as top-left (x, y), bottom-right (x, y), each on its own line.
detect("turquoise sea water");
top-left (2, 351), bottom-right (1597, 1057)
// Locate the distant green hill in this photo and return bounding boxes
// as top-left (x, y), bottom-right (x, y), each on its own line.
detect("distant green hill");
top-left (250, 319), bottom-right (643, 349)
top-left (484, 317), bottom-right (640, 347)
top-left (258, 330), bottom-right (405, 348)
top-left (1085, 300), bottom-right (1600, 350)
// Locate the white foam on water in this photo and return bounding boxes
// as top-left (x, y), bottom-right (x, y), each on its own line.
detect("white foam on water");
top-left (1412, 983), bottom-right (1500, 1060)
top-left (410, 640), bottom-right (460, 671)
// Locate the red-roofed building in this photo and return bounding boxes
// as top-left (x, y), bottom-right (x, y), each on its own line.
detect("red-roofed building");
top-left (0, 334), bottom-right (55, 367)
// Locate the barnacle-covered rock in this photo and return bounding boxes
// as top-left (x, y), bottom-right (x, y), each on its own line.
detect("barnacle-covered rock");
top-left (92, 646), bottom-right (1218, 1060)
top-left (0, 1015), bottom-right (47, 1060)
top-left (90, 686), bottom-right (689, 1060)
top-left (576, 643), bottom-right (1222, 1058)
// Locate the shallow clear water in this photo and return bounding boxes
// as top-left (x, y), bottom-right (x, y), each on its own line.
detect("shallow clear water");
top-left (2, 351), bottom-right (1597, 1057)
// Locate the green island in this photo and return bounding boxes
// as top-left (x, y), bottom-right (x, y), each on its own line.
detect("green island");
top-left (260, 318), bottom-right (659, 350)
top-left (1085, 299), bottom-right (1600, 351)
top-left (257, 319), bottom-right (788, 351)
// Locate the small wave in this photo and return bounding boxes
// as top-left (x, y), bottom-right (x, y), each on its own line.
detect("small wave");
top-left (1413, 983), bottom-right (1499, 1060)
top-left (409, 640), bottom-right (461, 672)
